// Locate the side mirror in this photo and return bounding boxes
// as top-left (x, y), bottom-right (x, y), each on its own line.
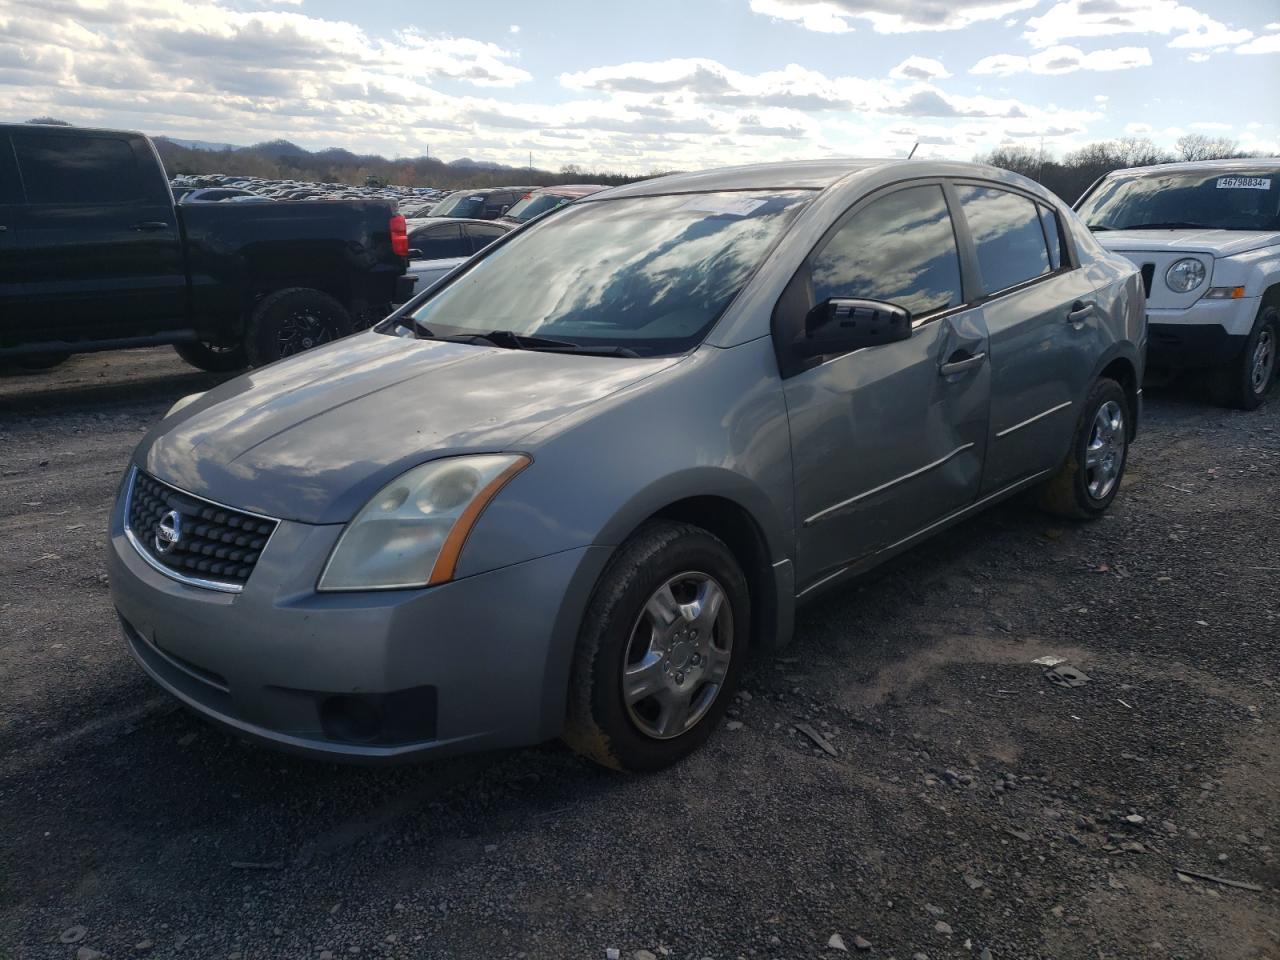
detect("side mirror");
top-left (794, 298), bottom-right (912, 359)
top-left (407, 248), bottom-right (423, 259)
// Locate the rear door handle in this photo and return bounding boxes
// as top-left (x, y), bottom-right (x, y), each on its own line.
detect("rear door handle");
top-left (939, 351), bottom-right (987, 376)
top-left (132, 221), bottom-right (169, 232)
top-left (1067, 300), bottom-right (1096, 324)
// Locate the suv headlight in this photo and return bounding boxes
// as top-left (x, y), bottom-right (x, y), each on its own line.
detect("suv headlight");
top-left (318, 454), bottom-right (529, 592)
top-left (1165, 258), bottom-right (1206, 293)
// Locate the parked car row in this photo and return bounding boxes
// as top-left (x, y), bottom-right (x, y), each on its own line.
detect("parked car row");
top-left (170, 172), bottom-right (444, 212)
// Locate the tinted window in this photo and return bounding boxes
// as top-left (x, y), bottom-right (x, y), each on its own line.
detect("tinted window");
top-left (0, 137), bottom-right (21, 204)
top-left (811, 184), bottom-right (962, 318)
top-left (406, 191), bottom-right (809, 356)
top-left (957, 185), bottom-right (1051, 294)
top-left (13, 133), bottom-right (142, 204)
top-left (1040, 205), bottom-right (1063, 270)
top-left (464, 222), bottom-right (507, 253)
top-left (409, 224), bottom-right (468, 260)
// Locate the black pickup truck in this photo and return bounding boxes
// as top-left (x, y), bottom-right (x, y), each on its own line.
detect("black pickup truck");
top-left (0, 123), bottom-right (411, 370)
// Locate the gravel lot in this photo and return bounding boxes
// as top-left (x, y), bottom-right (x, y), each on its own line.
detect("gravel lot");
top-left (1, 348), bottom-right (1277, 960)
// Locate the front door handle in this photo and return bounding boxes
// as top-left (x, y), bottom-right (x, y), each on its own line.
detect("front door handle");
top-left (939, 351), bottom-right (987, 376)
top-left (132, 221), bottom-right (169, 232)
top-left (1067, 300), bottom-right (1096, 324)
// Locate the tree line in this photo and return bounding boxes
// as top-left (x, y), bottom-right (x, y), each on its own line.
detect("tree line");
top-left (976, 133), bottom-right (1266, 204)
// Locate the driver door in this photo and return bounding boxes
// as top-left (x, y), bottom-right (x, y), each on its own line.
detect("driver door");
top-left (778, 182), bottom-right (991, 592)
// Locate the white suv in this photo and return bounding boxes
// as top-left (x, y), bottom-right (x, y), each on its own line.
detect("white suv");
top-left (1077, 159), bottom-right (1279, 409)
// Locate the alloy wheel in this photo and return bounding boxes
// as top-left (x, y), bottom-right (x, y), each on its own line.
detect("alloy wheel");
top-left (1251, 326), bottom-right (1275, 396)
top-left (622, 571), bottom-right (734, 740)
top-left (1084, 399), bottom-right (1126, 501)
top-left (277, 310), bottom-right (334, 356)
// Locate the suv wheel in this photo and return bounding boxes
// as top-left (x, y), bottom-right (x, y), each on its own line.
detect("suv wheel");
top-left (174, 339), bottom-right (247, 373)
top-left (246, 287), bottom-right (352, 367)
top-left (1037, 378), bottom-right (1129, 520)
top-left (1210, 305), bottom-right (1278, 410)
top-left (564, 521), bottom-right (749, 772)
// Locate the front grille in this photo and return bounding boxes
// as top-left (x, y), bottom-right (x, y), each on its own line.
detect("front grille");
top-left (1139, 263), bottom-right (1155, 298)
top-left (125, 469), bottom-right (277, 590)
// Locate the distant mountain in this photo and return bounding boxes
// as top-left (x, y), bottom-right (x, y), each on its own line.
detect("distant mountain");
top-left (448, 157), bottom-right (518, 171)
top-left (159, 136), bottom-right (240, 152)
top-left (241, 139), bottom-right (310, 159)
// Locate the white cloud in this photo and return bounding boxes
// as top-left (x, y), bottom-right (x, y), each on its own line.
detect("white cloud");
top-left (1125, 122), bottom-right (1152, 134)
top-left (1187, 52), bottom-right (1210, 61)
top-left (971, 44), bottom-right (1151, 75)
top-left (750, 0), bottom-right (1039, 34)
top-left (889, 55), bottom-right (951, 80)
top-left (1024, 1), bottom-right (1252, 50)
top-left (1234, 33), bottom-right (1280, 55)
top-left (1190, 121), bottom-right (1231, 131)
top-left (508, 24), bottom-right (520, 34)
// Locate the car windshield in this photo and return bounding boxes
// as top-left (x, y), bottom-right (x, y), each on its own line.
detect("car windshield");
top-left (432, 192), bottom-right (486, 218)
top-left (504, 193), bottom-right (571, 223)
top-left (401, 190), bottom-right (810, 357)
top-left (1078, 170), bottom-right (1280, 231)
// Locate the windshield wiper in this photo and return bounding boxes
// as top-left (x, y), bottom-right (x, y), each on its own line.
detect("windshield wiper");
top-left (1087, 224), bottom-right (1114, 232)
top-left (1117, 221), bottom-right (1212, 230)
top-left (440, 330), bottom-right (642, 358)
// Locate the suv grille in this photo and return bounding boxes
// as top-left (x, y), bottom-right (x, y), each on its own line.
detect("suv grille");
top-left (125, 469), bottom-right (277, 590)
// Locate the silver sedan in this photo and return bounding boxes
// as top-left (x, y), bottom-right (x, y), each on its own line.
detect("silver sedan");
top-left (108, 159), bottom-right (1144, 771)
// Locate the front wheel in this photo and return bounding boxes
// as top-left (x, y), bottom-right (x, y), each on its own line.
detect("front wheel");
top-left (1036, 378), bottom-right (1129, 520)
top-left (564, 521), bottom-right (749, 772)
top-left (1210, 305), bottom-right (1278, 410)
top-left (245, 287), bottom-right (352, 367)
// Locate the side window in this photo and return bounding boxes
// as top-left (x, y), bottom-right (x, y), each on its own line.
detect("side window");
top-left (0, 136), bottom-right (21, 204)
top-left (410, 223), bottom-right (467, 260)
top-left (956, 185), bottom-right (1051, 294)
top-left (1039, 204), bottom-right (1064, 271)
top-left (464, 223), bottom-right (507, 253)
top-left (811, 184), bottom-right (963, 318)
top-left (12, 133), bottom-right (142, 204)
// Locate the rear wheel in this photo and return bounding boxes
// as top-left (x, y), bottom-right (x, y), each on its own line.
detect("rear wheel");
top-left (174, 339), bottom-right (247, 372)
top-left (1037, 378), bottom-right (1129, 520)
top-left (245, 287), bottom-right (352, 367)
top-left (564, 521), bottom-right (749, 772)
top-left (1209, 305), bottom-right (1278, 410)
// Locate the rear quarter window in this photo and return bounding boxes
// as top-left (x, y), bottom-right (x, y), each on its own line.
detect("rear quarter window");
top-left (956, 185), bottom-right (1052, 294)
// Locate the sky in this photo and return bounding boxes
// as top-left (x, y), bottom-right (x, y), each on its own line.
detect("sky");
top-left (1, 0), bottom-right (1277, 171)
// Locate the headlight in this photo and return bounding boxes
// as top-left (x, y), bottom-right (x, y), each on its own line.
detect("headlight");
top-left (317, 454), bottom-right (529, 592)
top-left (166, 392), bottom-right (205, 418)
top-left (1165, 258), bottom-right (1206, 293)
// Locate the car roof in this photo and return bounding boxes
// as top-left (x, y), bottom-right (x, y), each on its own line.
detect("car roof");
top-left (1106, 158), bottom-right (1280, 177)
top-left (595, 158), bottom-right (1062, 200)
top-left (405, 216), bottom-right (511, 230)
top-left (525, 184), bottom-right (607, 198)
top-left (0, 121), bottom-right (147, 138)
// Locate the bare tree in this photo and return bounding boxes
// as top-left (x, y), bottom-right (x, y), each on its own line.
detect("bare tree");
top-left (1175, 133), bottom-right (1238, 162)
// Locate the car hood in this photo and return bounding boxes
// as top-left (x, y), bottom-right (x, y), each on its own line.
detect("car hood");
top-left (139, 332), bottom-right (678, 524)
top-left (1092, 229), bottom-right (1280, 258)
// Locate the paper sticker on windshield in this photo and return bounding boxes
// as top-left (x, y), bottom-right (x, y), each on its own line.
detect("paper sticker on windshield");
top-left (1216, 177), bottom-right (1271, 190)
top-left (678, 196), bottom-right (768, 217)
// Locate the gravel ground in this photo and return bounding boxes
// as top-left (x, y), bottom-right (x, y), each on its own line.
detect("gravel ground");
top-left (1, 348), bottom-right (1277, 960)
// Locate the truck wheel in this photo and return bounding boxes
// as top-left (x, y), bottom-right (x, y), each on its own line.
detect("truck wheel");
top-left (1209, 305), bottom-right (1277, 411)
top-left (563, 521), bottom-right (749, 773)
top-left (1036, 378), bottom-right (1129, 520)
top-left (246, 288), bottom-right (352, 367)
top-left (17, 352), bottom-right (70, 370)
top-left (174, 340), bottom-right (247, 373)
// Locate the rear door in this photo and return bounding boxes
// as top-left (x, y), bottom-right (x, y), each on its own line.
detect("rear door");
top-left (952, 183), bottom-right (1102, 493)
top-left (10, 129), bottom-right (186, 342)
top-left (779, 182), bottom-right (991, 590)
top-left (0, 133), bottom-right (30, 348)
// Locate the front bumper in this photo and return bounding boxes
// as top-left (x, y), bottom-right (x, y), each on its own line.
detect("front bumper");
top-left (107, 494), bottom-right (610, 763)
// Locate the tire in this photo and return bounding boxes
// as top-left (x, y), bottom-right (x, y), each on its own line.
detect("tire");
top-left (1036, 378), bottom-right (1130, 520)
top-left (17, 352), bottom-right (70, 370)
top-left (245, 287), bottom-right (352, 367)
top-left (1209, 305), bottom-right (1278, 411)
top-left (174, 339), bottom-right (247, 373)
top-left (563, 521), bottom-right (750, 772)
